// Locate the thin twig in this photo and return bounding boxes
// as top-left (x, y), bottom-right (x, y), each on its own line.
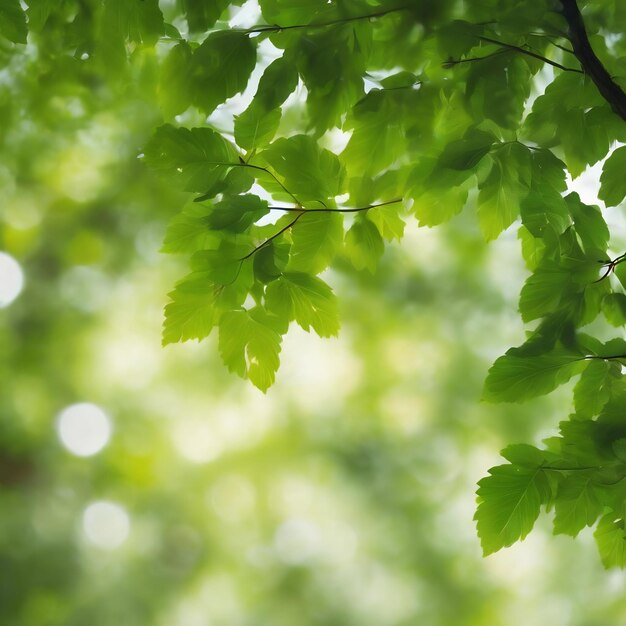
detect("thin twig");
top-left (239, 211), bottom-right (305, 261)
top-left (477, 35), bottom-right (583, 73)
top-left (266, 199), bottom-right (402, 213)
top-left (241, 6), bottom-right (410, 35)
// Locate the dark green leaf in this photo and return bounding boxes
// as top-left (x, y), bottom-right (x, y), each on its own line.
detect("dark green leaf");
top-left (483, 350), bottom-right (585, 403)
top-left (192, 31), bottom-right (256, 114)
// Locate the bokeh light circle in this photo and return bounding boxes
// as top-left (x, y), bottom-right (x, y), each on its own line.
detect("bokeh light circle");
top-left (82, 501), bottom-right (130, 549)
top-left (57, 402), bottom-right (111, 457)
top-left (0, 252), bottom-right (24, 307)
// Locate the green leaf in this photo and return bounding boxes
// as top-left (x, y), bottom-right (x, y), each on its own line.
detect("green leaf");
top-left (344, 217), bottom-right (384, 273)
top-left (265, 273), bottom-right (339, 337)
top-left (603, 293), bottom-right (626, 326)
top-left (162, 273), bottom-right (222, 345)
top-left (192, 31), bottom-right (256, 114)
top-left (500, 444), bottom-right (547, 468)
top-left (482, 349), bottom-right (585, 403)
top-left (234, 103), bottom-right (281, 151)
top-left (288, 211), bottom-right (343, 273)
top-left (594, 514), bottom-right (626, 568)
top-left (518, 261), bottom-right (572, 323)
top-left (566, 193), bottom-right (609, 254)
top-left (477, 143), bottom-right (531, 240)
top-left (25, 0), bottom-right (54, 32)
top-left (466, 55), bottom-right (530, 129)
top-left (342, 91), bottom-right (406, 176)
top-left (158, 42), bottom-right (194, 118)
top-left (436, 127), bottom-right (496, 171)
top-left (0, 0), bottom-right (27, 43)
top-left (260, 135), bottom-right (345, 203)
top-left (218, 308), bottom-right (284, 392)
top-left (206, 194), bottom-right (269, 233)
top-left (600, 146), bottom-right (626, 207)
top-left (518, 226), bottom-right (545, 271)
top-left (101, 0), bottom-right (164, 45)
top-left (254, 56), bottom-right (299, 110)
top-left (161, 205), bottom-right (219, 254)
top-left (182, 0), bottom-right (229, 31)
top-left (368, 202), bottom-right (405, 241)
top-left (253, 241), bottom-right (290, 284)
top-left (259, 0), bottom-right (330, 26)
top-left (475, 464), bottom-right (550, 555)
top-left (143, 124), bottom-right (239, 193)
top-left (574, 359), bottom-right (613, 417)
top-left (553, 472), bottom-right (603, 537)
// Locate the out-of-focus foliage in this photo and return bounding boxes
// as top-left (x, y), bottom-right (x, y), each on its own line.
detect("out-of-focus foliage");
top-left (3, 3), bottom-right (626, 625)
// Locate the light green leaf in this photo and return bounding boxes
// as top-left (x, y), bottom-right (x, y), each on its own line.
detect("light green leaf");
top-left (600, 146), bottom-right (626, 207)
top-left (553, 472), bottom-right (602, 537)
top-left (477, 143), bottom-right (531, 240)
top-left (344, 218), bottom-right (384, 273)
top-left (288, 211), bottom-right (343, 273)
top-left (234, 103), bottom-right (281, 151)
top-left (475, 464), bottom-right (550, 555)
top-left (518, 226), bottom-right (545, 271)
top-left (162, 273), bottom-right (222, 345)
top-left (161, 205), bottom-right (219, 254)
top-left (265, 273), bottom-right (339, 337)
top-left (482, 350), bottom-right (585, 403)
top-left (260, 135), bottom-right (345, 203)
top-left (218, 308), bottom-right (284, 392)
top-left (192, 31), bottom-right (256, 114)
top-left (574, 359), bottom-right (613, 417)
top-left (595, 514), bottom-right (626, 568)
top-left (342, 91), bottom-right (406, 176)
top-left (158, 42), bottom-right (194, 118)
top-left (566, 193), bottom-right (609, 254)
top-left (143, 124), bottom-right (239, 193)
top-left (368, 202), bottom-right (405, 241)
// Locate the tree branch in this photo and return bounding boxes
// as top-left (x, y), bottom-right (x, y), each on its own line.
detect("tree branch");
top-left (477, 35), bottom-right (582, 73)
top-left (242, 7), bottom-right (409, 35)
top-left (266, 199), bottom-right (402, 213)
top-left (239, 211), bottom-right (305, 261)
top-left (559, 0), bottom-right (626, 121)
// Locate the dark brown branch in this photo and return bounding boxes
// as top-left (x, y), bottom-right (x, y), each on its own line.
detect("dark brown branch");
top-left (559, 0), bottom-right (626, 121)
top-left (267, 199), bottom-right (402, 213)
top-left (477, 35), bottom-right (583, 73)
top-left (239, 211), bottom-right (305, 261)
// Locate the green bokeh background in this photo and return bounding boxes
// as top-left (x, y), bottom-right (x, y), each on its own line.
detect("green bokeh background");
top-left (1, 2), bottom-right (625, 624)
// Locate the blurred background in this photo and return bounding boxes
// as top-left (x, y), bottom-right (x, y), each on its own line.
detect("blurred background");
top-left (2, 2), bottom-right (626, 625)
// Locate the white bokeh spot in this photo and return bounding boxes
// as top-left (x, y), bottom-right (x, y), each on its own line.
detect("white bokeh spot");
top-left (57, 402), bottom-right (111, 457)
top-left (0, 252), bottom-right (24, 307)
top-left (82, 501), bottom-right (130, 549)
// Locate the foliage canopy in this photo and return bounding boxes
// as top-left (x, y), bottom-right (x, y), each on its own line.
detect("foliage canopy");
top-left (4, 0), bottom-right (626, 569)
